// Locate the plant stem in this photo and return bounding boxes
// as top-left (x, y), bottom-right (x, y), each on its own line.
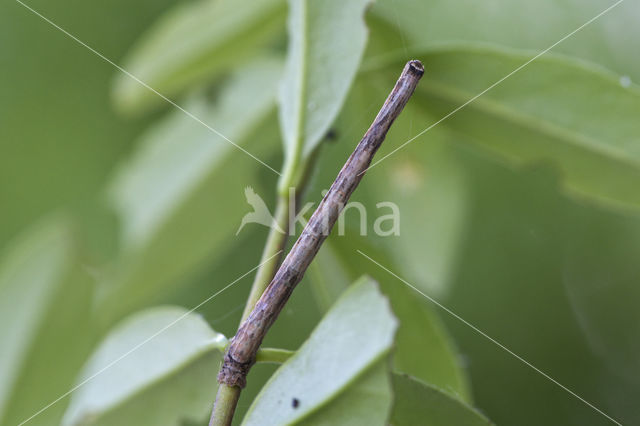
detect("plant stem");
top-left (255, 347), bottom-right (294, 364)
top-left (210, 201), bottom-right (289, 426)
top-left (210, 347), bottom-right (293, 426)
top-left (211, 197), bottom-right (290, 426)
top-left (211, 200), bottom-right (293, 426)
top-left (240, 196), bottom-right (289, 322)
top-left (209, 385), bottom-right (240, 426)
top-left (211, 156), bottom-right (318, 426)
top-left (239, 141), bottom-right (324, 324)
top-left (214, 61), bottom-right (423, 420)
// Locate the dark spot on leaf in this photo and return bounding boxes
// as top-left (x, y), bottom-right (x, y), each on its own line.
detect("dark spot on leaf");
top-left (325, 128), bottom-right (338, 142)
top-left (292, 398), bottom-right (300, 408)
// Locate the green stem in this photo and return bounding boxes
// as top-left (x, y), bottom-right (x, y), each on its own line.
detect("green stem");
top-left (240, 195), bottom-right (290, 322)
top-left (209, 348), bottom-right (292, 426)
top-left (240, 144), bottom-right (321, 322)
top-left (278, 150), bottom-right (302, 197)
top-left (211, 200), bottom-right (290, 426)
top-left (255, 347), bottom-right (294, 364)
top-left (209, 385), bottom-right (240, 426)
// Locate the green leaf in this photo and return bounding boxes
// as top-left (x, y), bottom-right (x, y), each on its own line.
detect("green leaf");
top-left (411, 45), bottom-right (640, 210)
top-left (242, 277), bottom-right (397, 425)
top-left (0, 217), bottom-right (94, 426)
top-left (278, 0), bottom-right (371, 189)
top-left (112, 0), bottom-right (286, 114)
top-left (300, 359), bottom-right (392, 426)
top-left (390, 375), bottom-right (493, 426)
top-left (564, 207), bottom-right (640, 384)
top-left (62, 307), bottom-right (226, 426)
top-left (100, 59), bottom-right (282, 322)
top-left (370, 0), bottom-right (640, 81)
top-left (318, 238), bottom-right (471, 402)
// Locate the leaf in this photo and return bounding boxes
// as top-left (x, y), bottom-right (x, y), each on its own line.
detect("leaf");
top-left (390, 375), bottom-right (493, 426)
top-left (300, 359), bottom-right (392, 426)
top-left (0, 217), bottom-right (94, 426)
top-left (319, 238), bottom-right (471, 402)
top-left (62, 307), bottom-right (226, 426)
top-left (564, 207), bottom-right (640, 384)
top-left (278, 0), bottom-right (371, 185)
top-left (242, 277), bottom-right (397, 425)
top-left (410, 45), bottom-right (640, 210)
top-left (370, 0), bottom-right (640, 81)
top-left (112, 0), bottom-right (286, 114)
top-left (100, 59), bottom-right (282, 322)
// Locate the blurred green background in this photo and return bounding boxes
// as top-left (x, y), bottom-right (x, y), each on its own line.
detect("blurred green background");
top-left (0, 0), bottom-right (170, 246)
top-left (2, 0), bottom-right (640, 425)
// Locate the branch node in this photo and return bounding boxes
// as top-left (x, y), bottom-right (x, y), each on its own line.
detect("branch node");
top-left (217, 352), bottom-right (255, 388)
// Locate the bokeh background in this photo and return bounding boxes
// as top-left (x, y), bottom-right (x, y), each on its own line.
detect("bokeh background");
top-left (2, 0), bottom-right (639, 425)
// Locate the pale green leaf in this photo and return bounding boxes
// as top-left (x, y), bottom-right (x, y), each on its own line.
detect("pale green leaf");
top-left (242, 277), bottom-right (397, 425)
top-left (278, 0), bottom-right (371, 186)
top-left (390, 375), bottom-right (493, 426)
top-left (100, 59), bottom-right (282, 321)
top-left (0, 217), bottom-right (93, 426)
top-left (371, 0), bottom-right (640, 81)
top-left (63, 307), bottom-right (226, 426)
top-left (113, 0), bottom-right (286, 114)
top-left (300, 359), bottom-right (392, 426)
top-left (317, 239), bottom-right (471, 402)
top-left (410, 45), bottom-right (640, 210)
